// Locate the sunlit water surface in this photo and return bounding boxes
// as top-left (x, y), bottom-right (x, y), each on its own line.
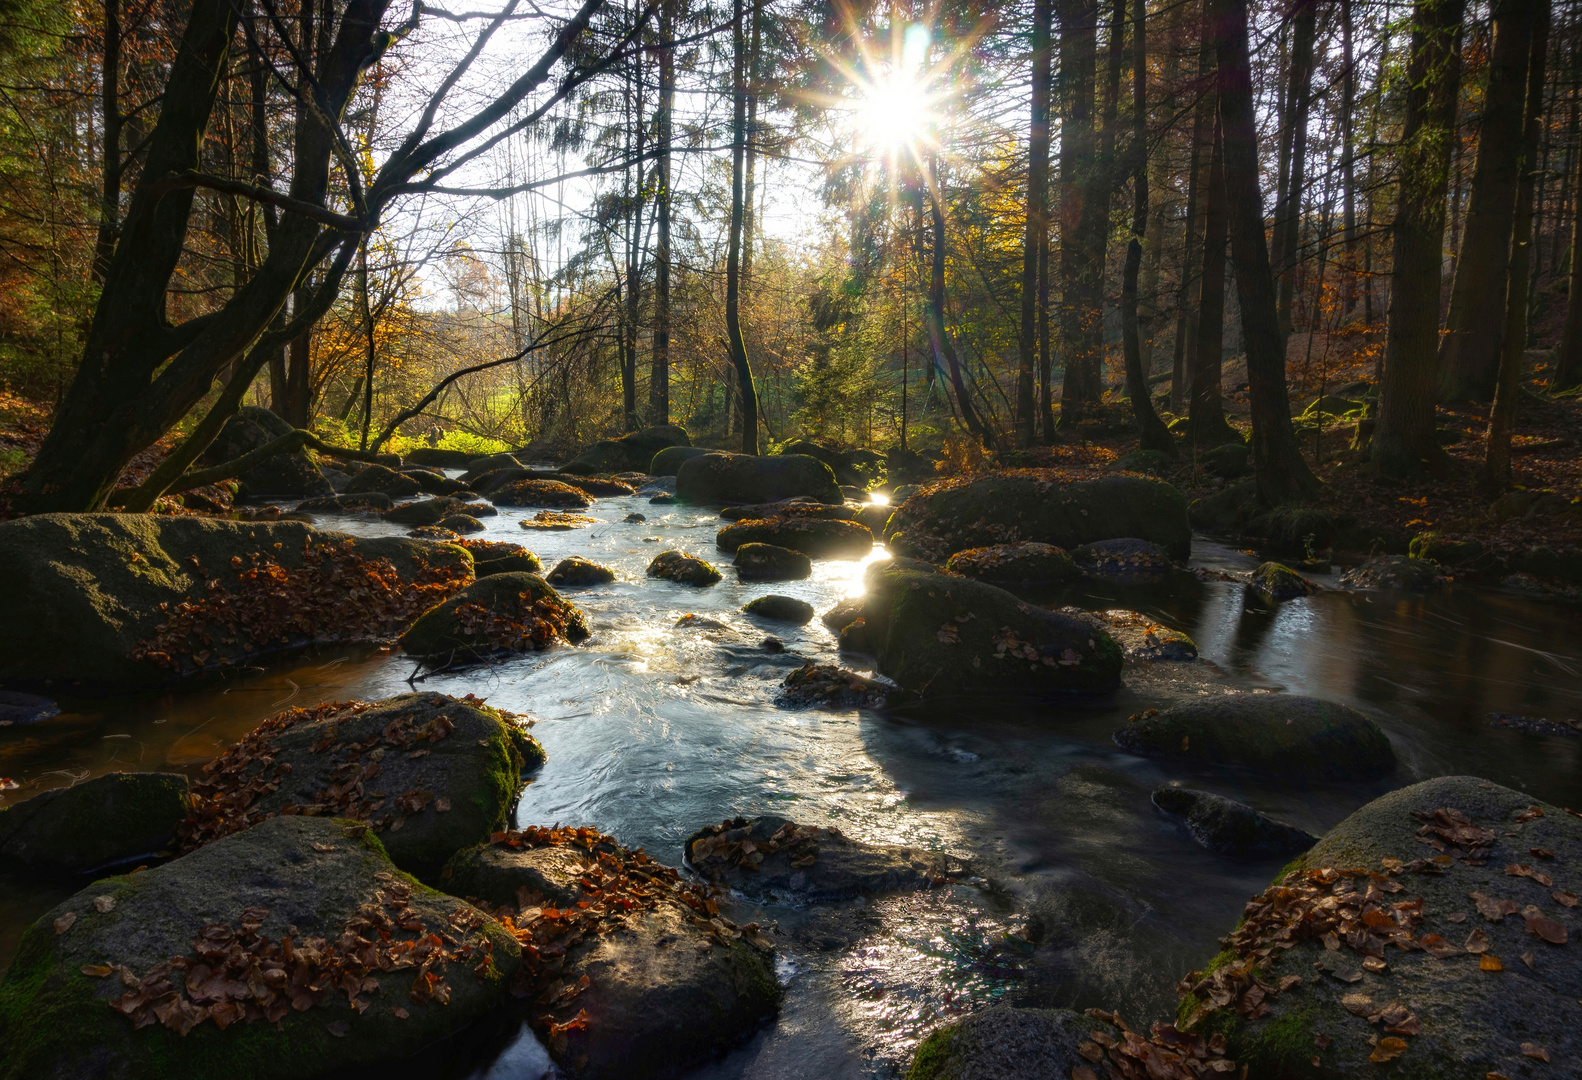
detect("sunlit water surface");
top-left (3, 488), bottom-right (1580, 1078)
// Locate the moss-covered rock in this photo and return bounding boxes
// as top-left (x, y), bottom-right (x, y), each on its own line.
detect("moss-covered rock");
top-left (561, 424), bottom-right (690, 475)
top-left (719, 497), bottom-right (853, 522)
top-left (648, 445), bottom-right (711, 476)
top-left (883, 471), bottom-right (1191, 562)
top-left (1339, 554), bottom-right (1442, 590)
top-left (778, 440), bottom-right (880, 488)
top-left (404, 447), bottom-right (480, 469)
top-left (1059, 608), bottom-right (1197, 661)
top-left (733, 542), bottom-right (812, 581)
top-left (1199, 442), bottom-right (1252, 479)
top-left (820, 596), bottom-right (866, 632)
top-left (0, 815), bottom-right (520, 1080)
top-left (859, 559), bottom-right (1123, 703)
top-left (294, 492), bottom-right (393, 514)
top-left (490, 478), bottom-right (594, 509)
top-left (742, 595), bottom-right (814, 624)
top-left (382, 496), bottom-right (459, 526)
top-left (1112, 449), bottom-right (1171, 476)
top-left (455, 539), bottom-right (542, 577)
top-left (1189, 478), bottom-right (1256, 536)
top-left (1151, 787), bottom-right (1316, 859)
top-left (341, 463), bottom-right (421, 497)
top-left (546, 556), bottom-right (616, 587)
top-left (0, 772), bottom-right (191, 873)
top-left (716, 516), bottom-right (874, 559)
top-left (1188, 777), bottom-right (1582, 1079)
top-left (1251, 562), bottom-right (1317, 602)
top-left (1072, 537), bottom-right (1173, 583)
top-left (905, 1006), bottom-right (1097, 1080)
top-left (1408, 532), bottom-right (1485, 566)
top-left (398, 573), bottom-right (589, 664)
top-left (0, 515), bottom-right (471, 687)
top-left (203, 407), bottom-right (333, 502)
top-left (645, 550), bottom-right (722, 586)
top-left (435, 513), bottom-right (485, 534)
top-left (1113, 695), bottom-right (1395, 781)
top-left (944, 542), bottom-right (1081, 588)
top-left (675, 452), bottom-right (843, 505)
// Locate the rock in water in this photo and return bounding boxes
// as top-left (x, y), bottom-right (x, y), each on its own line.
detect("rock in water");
top-left (776, 664), bottom-right (910, 709)
top-left (1060, 608), bottom-right (1197, 661)
top-left (341, 463), bottom-right (422, 497)
top-left (858, 558), bottom-right (1122, 703)
top-left (441, 826), bottom-right (780, 1080)
top-left (1071, 538), bottom-right (1174, 583)
top-left (454, 539), bottom-right (542, 577)
top-left (944, 542), bottom-right (1082, 588)
top-left (0, 690), bottom-right (59, 724)
top-left (490, 478), bottom-right (594, 509)
top-left (546, 556), bottom-right (617, 587)
top-left (181, 692), bottom-right (543, 881)
top-left (882, 472), bottom-right (1191, 563)
top-left (0, 772), bottom-right (191, 873)
top-left (719, 498), bottom-right (852, 522)
top-left (399, 573), bottom-right (589, 664)
top-left (0, 815), bottom-right (521, 1080)
top-left (1113, 695), bottom-right (1395, 781)
top-left (561, 424), bottom-right (690, 475)
top-left (675, 452), bottom-right (842, 505)
top-left (646, 550), bottom-right (722, 586)
top-left (742, 595), bottom-right (814, 624)
top-left (1182, 776), bottom-right (1582, 1080)
top-left (0, 515), bottom-right (471, 687)
top-left (1250, 561), bottom-right (1317, 601)
top-left (906, 1006), bottom-right (1101, 1080)
top-left (405, 446), bottom-right (480, 469)
top-left (294, 492), bottom-right (394, 514)
top-left (1340, 554), bottom-right (1443, 590)
top-left (648, 444), bottom-right (711, 476)
top-left (1151, 787), bottom-right (1316, 859)
top-left (685, 815), bottom-right (949, 904)
top-left (382, 496), bottom-right (460, 525)
top-left (733, 542), bottom-right (812, 581)
top-left (202, 406), bottom-right (333, 501)
top-left (436, 513), bottom-right (486, 534)
top-left (716, 516), bottom-right (874, 559)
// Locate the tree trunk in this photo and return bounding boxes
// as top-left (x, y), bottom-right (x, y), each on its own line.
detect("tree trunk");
top-left (725, 0), bottom-right (757, 454)
top-left (1484, 3), bottom-right (1549, 491)
top-left (1271, 0), bottom-right (1317, 337)
top-left (1373, 0), bottom-right (1467, 478)
top-left (1017, 0), bottom-right (1054, 446)
top-left (1209, 0), bottom-right (1322, 504)
top-left (1438, 0), bottom-right (1535, 401)
top-left (1057, 0), bottom-right (1099, 420)
top-left (283, 285), bottom-right (313, 428)
top-left (1340, 0), bottom-right (1358, 315)
top-left (1173, 5), bottom-right (1214, 413)
top-left (1122, 0), bottom-right (1171, 451)
top-left (650, 0), bottom-right (674, 423)
top-left (623, 23), bottom-right (645, 435)
top-left (1556, 93), bottom-right (1582, 389)
top-left (92, 0), bottom-right (122, 284)
top-left (918, 173), bottom-right (991, 444)
top-left (358, 241), bottom-right (377, 451)
top-left (1190, 117), bottom-right (1233, 446)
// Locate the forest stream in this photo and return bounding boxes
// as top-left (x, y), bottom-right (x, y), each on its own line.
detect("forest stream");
top-left (2, 488), bottom-right (1579, 1079)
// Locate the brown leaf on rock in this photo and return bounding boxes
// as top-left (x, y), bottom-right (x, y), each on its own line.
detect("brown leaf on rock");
top-left (1464, 928), bottom-right (1491, 953)
top-left (1480, 953), bottom-right (1504, 971)
top-left (1072, 1068), bottom-right (1099, 1080)
top-left (1523, 911), bottom-right (1568, 945)
top-left (1554, 890), bottom-right (1579, 908)
top-left (326, 1020), bottom-right (350, 1038)
top-left (80, 964), bottom-right (113, 978)
top-left (53, 912), bottom-right (76, 934)
top-left (1521, 1043), bottom-right (1550, 1062)
top-left (1369, 1037), bottom-right (1408, 1063)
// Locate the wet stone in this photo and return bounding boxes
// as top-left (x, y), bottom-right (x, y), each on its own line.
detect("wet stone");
top-left (0, 771), bottom-right (191, 873)
top-left (733, 541), bottom-right (812, 581)
top-left (1059, 608), bottom-right (1198, 661)
top-left (742, 595), bottom-right (815, 625)
top-left (547, 556), bottom-right (617, 587)
top-left (646, 549), bottom-right (722, 586)
top-left (1151, 786), bottom-right (1317, 859)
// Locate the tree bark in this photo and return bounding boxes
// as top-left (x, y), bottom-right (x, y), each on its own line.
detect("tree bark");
top-left (622, 10), bottom-right (645, 434)
top-left (1271, 0), bottom-right (1317, 338)
top-left (1121, 0), bottom-right (1171, 450)
top-left (1484, 3), bottom-right (1549, 490)
top-left (725, 0), bottom-right (757, 453)
top-left (1340, 0), bottom-right (1358, 315)
top-left (1438, 0), bottom-right (1535, 401)
top-left (650, 0), bottom-right (674, 422)
top-left (1173, 5), bottom-right (1214, 414)
top-left (1189, 116), bottom-right (1233, 446)
top-left (1208, 0), bottom-right (1321, 504)
top-left (1057, 0), bottom-right (1100, 420)
top-left (92, 0), bottom-right (122, 284)
top-left (1556, 86), bottom-right (1582, 390)
top-left (918, 172), bottom-right (991, 444)
top-left (1373, 0), bottom-right (1466, 478)
top-left (1017, 0), bottom-right (1054, 446)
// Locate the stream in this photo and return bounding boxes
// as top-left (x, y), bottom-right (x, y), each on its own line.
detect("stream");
top-left (3, 488), bottom-right (1580, 1078)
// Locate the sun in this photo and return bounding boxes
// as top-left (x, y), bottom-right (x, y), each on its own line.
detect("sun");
top-left (853, 67), bottom-right (935, 153)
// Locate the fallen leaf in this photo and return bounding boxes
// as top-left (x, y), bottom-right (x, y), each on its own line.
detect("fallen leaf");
top-left (53, 912), bottom-right (76, 934)
top-left (1521, 952), bottom-right (1536, 969)
top-left (1480, 953), bottom-right (1503, 971)
top-left (392, 1007), bottom-right (410, 1019)
top-left (80, 964), bottom-right (113, 978)
top-left (326, 1020), bottom-right (350, 1038)
top-left (1521, 1043), bottom-right (1549, 1062)
top-left (1529, 847), bottom-right (1553, 859)
top-left (436, 797), bottom-right (452, 813)
top-left (1369, 1036), bottom-right (1408, 1063)
top-left (310, 842), bottom-right (336, 853)
top-left (1553, 890), bottom-right (1578, 908)
top-left (1078, 1041), bottom-right (1104, 1063)
top-left (93, 896), bottom-right (115, 914)
top-left (1072, 1069), bottom-right (1099, 1080)
top-left (1464, 928), bottom-right (1491, 953)
top-left (1314, 1034), bottom-right (1331, 1049)
top-left (1446, 912), bottom-right (1467, 923)
top-left (1362, 957), bottom-right (1388, 973)
top-left (1524, 912), bottom-right (1568, 945)
top-left (1341, 993), bottom-right (1374, 1017)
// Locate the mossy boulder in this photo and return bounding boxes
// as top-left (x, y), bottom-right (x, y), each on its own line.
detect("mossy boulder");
top-left (400, 468), bottom-right (473, 496)
top-left (0, 815), bottom-right (520, 1080)
top-left (778, 440), bottom-right (880, 487)
top-left (490, 478), bottom-right (594, 509)
top-left (646, 550), bottom-right (722, 586)
top-left (716, 516), bottom-right (874, 559)
top-left (1112, 449), bottom-right (1171, 476)
top-left (742, 595), bottom-right (814, 625)
top-left (1113, 695), bottom-right (1395, 781)
top-left (648, 445), bottom-right (711, 476)
top-left (1072, 537), bottom-right (1173, 583)
top-left (883, 471), bottom-right (1191, 562)
top-left (906, 1006), bottom-right (1097, 1080)
top-left (561, 424), bottom-right (690, 475)
top-left (459, 540), bottom-right (542, 577)
top-left (1409, 532), bottom-right (1485, 567)
top-left (341, 463), bottom-right (422, 498)
top-left (202, 406), bottom-right (332, 502)
top-left (546, 556), bottom-right (616, 587)
top-left (675, 452), bottom-right (842, 505)
top-left (0, 515), bottom-right (471, 688)
top-left (944, 542), bottom-right (1082, 588)
top-left (1251, 562), bottom-right (1317, 602)
top-left (820, 596), bottom-right (865, 632)
top-left (294, 492), bottom-right (393, 514)
top-left (1151, 786), bottom-right (1316, 859)
top-left (1199, 442), bottom-right (1252, 479)
top-left (1339, 554), bottom-right (1442, 590)
top-left (733, 542), bottom-right (812, 581)
top-left (435, 513), bottom-right (485, 534)
top-left (1189, 478), bottom-right (1256, 536)
top-left (403, 446), bottom-right (480, 469)
top-left (1060, 608), bottom-right (1197, 661)
top-left (381, 496), bottom-right (459, 526)
top-left (0, 772), bottom-right (191, 874)
top-left (1190, 776), bottom-right (1582, 1079)
top-left (859, 559), bottom-right (1123, 703)
top-left (398, 573), bottom-right (589, 664)
top-left (719, 497), bottom-right (853, 522)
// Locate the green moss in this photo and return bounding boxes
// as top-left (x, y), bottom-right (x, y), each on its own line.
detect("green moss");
top-left (905, 1023), bottom-right (961, 1080)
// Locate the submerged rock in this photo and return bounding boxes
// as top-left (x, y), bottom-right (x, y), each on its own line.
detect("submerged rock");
top-left (1250, 561), bottom-right (1317, 601)
top-left (1151, 787), bottom-right (1317, 859)
top-left (733, 541), bottom-right (812, 581)
top-left (398, 573), bottom-right (589, 665)
top-left (944, 542), bottom-right (1082, 588)
top-left (0, 815), bottom-right (521, 1080)
top-left (906, 1006), bottom-right (1100, 1080)
top-left (546, 556), bottom-right (616, 587)
top-left (685, 815), bottom-right (949, 904)
top-left (777, 664), bottom-right (910, 709)
top-left (1113, 695), bottom-right (1395, 781)
top-left (675, 451), bottom-right (842, 505)
top-left (646, 549), bottom-right (722, 586)
top-left (491, 478), bottom-right (594, 509)
top-left (716, 516), bottom-right (874, 559)
top-left (0, 772), bottom-right (191, 873)
top-left (1184, 776), bottom-right (1582, 1080)
top-left (0, 690), bottom-right (59, 724)
top-left (742, 595), bottom-right (815, 625)
top-left (1060, 608), bottom-right (1197, 661)
top-left (1340, 554), bottom-right (1443, 590)
top-left (518, 510), bottom-right (596, 530)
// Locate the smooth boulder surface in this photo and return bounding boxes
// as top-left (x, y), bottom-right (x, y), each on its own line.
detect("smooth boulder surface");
top-left (382, 496), bottom-right (459, 525)
top-left (490, 478), bottom-right (594, 509)
top-left (883, 472), bottom-right (1191, 562)
top-left (295, 492), bottom-right (393, 514)
top-left (202, 406), bottom-right (332, 501)
top-left (1113, 695), bottom-right (1395, 781)
top-left (1060, 608), bottom-right (1197, 661)
top-left (0, 815), bottom-right (521, 1080)
top-left (0, 514), bottom-right (471, 687)
top-left (779, 440), bottom-right (879, 488)
top-left (820, 596), bottom-right (865, 632)
top-left (436, 513), bottom-right (486, 534)
top-left (341, 463), bottom-right (422, 497)
top-left (733, 542), bottom-right (812, 581)
top-left (1251, 561), bottom-right (1317, 602)
top-left (1071, 537), bottom-right (1173, 583)
top-left (399, 573), bottom-right (589, 664)
top-left (859, 559), bottom-right (1122, 703)
top-left (716, 516), bottom-right (874, 559)
top-left (1151, 786), bottom-right (1316, 859)
top-left (0, 772), bottom-right (191, 873)
top-left (456, 539), bottom-right (543, 577)
top-left (742, 595), bottom-right (814, 625)
top-left (685, 815), bottom-right (949, 904)
top-left (675, 451), bottom-right (843, 505)
top-left (906, 1006), bottom-right (1099, 1080)
top-left (719, 497), bottom-right (852, 522)
top-left (546, 556), bottom-right (616, 587)
top-left (944, 542), bottom-right (1081, 588)
top-left (561, 424), bottom-right (690, 475)
top-left (1340, 554), bottom-right (1443, 590)
top-left (648, 444), bottom-right (711, 476)
top-left (646, 550), bottom-right (722, 586)
top-left (1187, 777), bottom-right (1581, 1079)
top-left (404, 446), bottom-right (481, 469)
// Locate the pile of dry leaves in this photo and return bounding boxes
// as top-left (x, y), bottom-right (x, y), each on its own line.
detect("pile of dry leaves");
top-left (1073, 1009), bottom-right (1236, 1080)
top-left (518, 510), bottom-right (596, 530)
top-left (95, 871), bottom-right (496, 1036)
top-left (688, 817), bottom-right (827, 878)
top-left (130, 540), bottom-right (470, 672)
top-left (452, 589), bottom-right (589, 652)
top-left (453, 538), bottom-right (529, 559)
top-left (492, 479), bottom-right (592, 509)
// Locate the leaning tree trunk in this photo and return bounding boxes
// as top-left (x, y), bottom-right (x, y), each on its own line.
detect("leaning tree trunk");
top-left (1484, 3), bottom-right (1549, 491)
top-left (1373, 0), bottom-right (1467, 478)
top-left (1017, 0), bottom-right (1054, 447)
top-left (724, 0), bottom-right (757, 454)
top-left (1208, 0), bottom-right (1322, 504)
top-left (923, 167), bottom-right (992, 445)
top-left (1438, 0), bottom-right (1536, 402)
top-left (1121, 0), bottom-right (1172, 451)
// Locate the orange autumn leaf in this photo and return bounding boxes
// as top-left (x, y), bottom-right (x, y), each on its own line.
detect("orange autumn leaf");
top-left (1480, 953), bottom-right (1504, 972)
top-left (1369, 1037), bottom-right (1408, 1063)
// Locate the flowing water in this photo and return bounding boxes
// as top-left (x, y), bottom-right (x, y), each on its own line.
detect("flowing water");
top-left (3, 488), bottom-right (1581, 1078)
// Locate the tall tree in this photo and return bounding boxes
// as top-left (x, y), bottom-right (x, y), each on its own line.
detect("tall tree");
top-left (1189, 116), bottom-right (1233, 445)
top-left (724, 0), bottom-right (757, 453)
top-left (1172, 5), bottom-right (1214, 413)
top-left (1057, 0), bottom-right (1100, 420)
top-left (1373, 0), bottom-right (1466, 478)
top-left (1016, 0), bottom-right (1054, 447)
top-left (1270, 0), bottom-right (1317, 337)
top-left (1120, 0), bottom-right (1171, 450)
top-left (650, 0), bottom-right (674, 423)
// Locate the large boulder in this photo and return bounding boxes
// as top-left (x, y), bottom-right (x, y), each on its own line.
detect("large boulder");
top-left (1189, 478), bottom-right (1256, 536)
top-left (1113, 695), bottom-right (1396, 781)
top-left (1340, 554), bottom-right (1443, 590)
top-left (1060, 608), bottom-right (1198, 661)
top-left (294, 492), bottom-right (393, 514)
top-left (1071, 537), bottom-right (1174, 583)
top-left (778, 440), bottom-right (879, 488)
top-left (857, 558), bottom-right (1123, 704)
top-left (0, 772), bottom-right (191, 873)
top-left (490, 478), bottom-right (594, 509)
top-left (453, 539), bottom-right (542, 577)
top-left (0, 815), bottom-right (521, 1080)
top-left (561, 425), bottom-right (691, 475)
top-left (1151, 786), bottom-right (1317, 859)
top-left (1182, 777), bottom-right (1582, 1079)
top-left (404, 446), bottom-right (479, 469)
top-left (646, 550), bottom-right (722, 586)
top-left (742, 595), bottom-right (814, 624)
top-left (883, 471), bottom-right (1191, 563)
top-left (381, 496), bottom-right (460, 526)
top-left (675, 452), bottom-right (842, 505)
top-left (719, 497), bottom-right (853, 522)
top-left (733, 542), bottom-right (812, 581)
top-left (944, 542), bottom-right (1082, 589)
top-left (441, 826), bottom-right (780, 1080)
top-left (182, 692), bottom-right (543, 882)
top-left (202, 406), bottom-right (332, 502)
top-left (398, 573), bottom-right (589, 665)
top-left (648, 445), bottom-right (711, 476)
top-left (1251, 561), bottom-right (1317, 602)
top-left (0, 515), bottom-right (471, 687)
top-left (906, 1006), bottom-right (1100, 1080)
top-left (546, 556), bottom-right (616, 587)
top-left (716, 516), bottom-right (874, 559)
top-left (341, 463), bottom-right (422, 498)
